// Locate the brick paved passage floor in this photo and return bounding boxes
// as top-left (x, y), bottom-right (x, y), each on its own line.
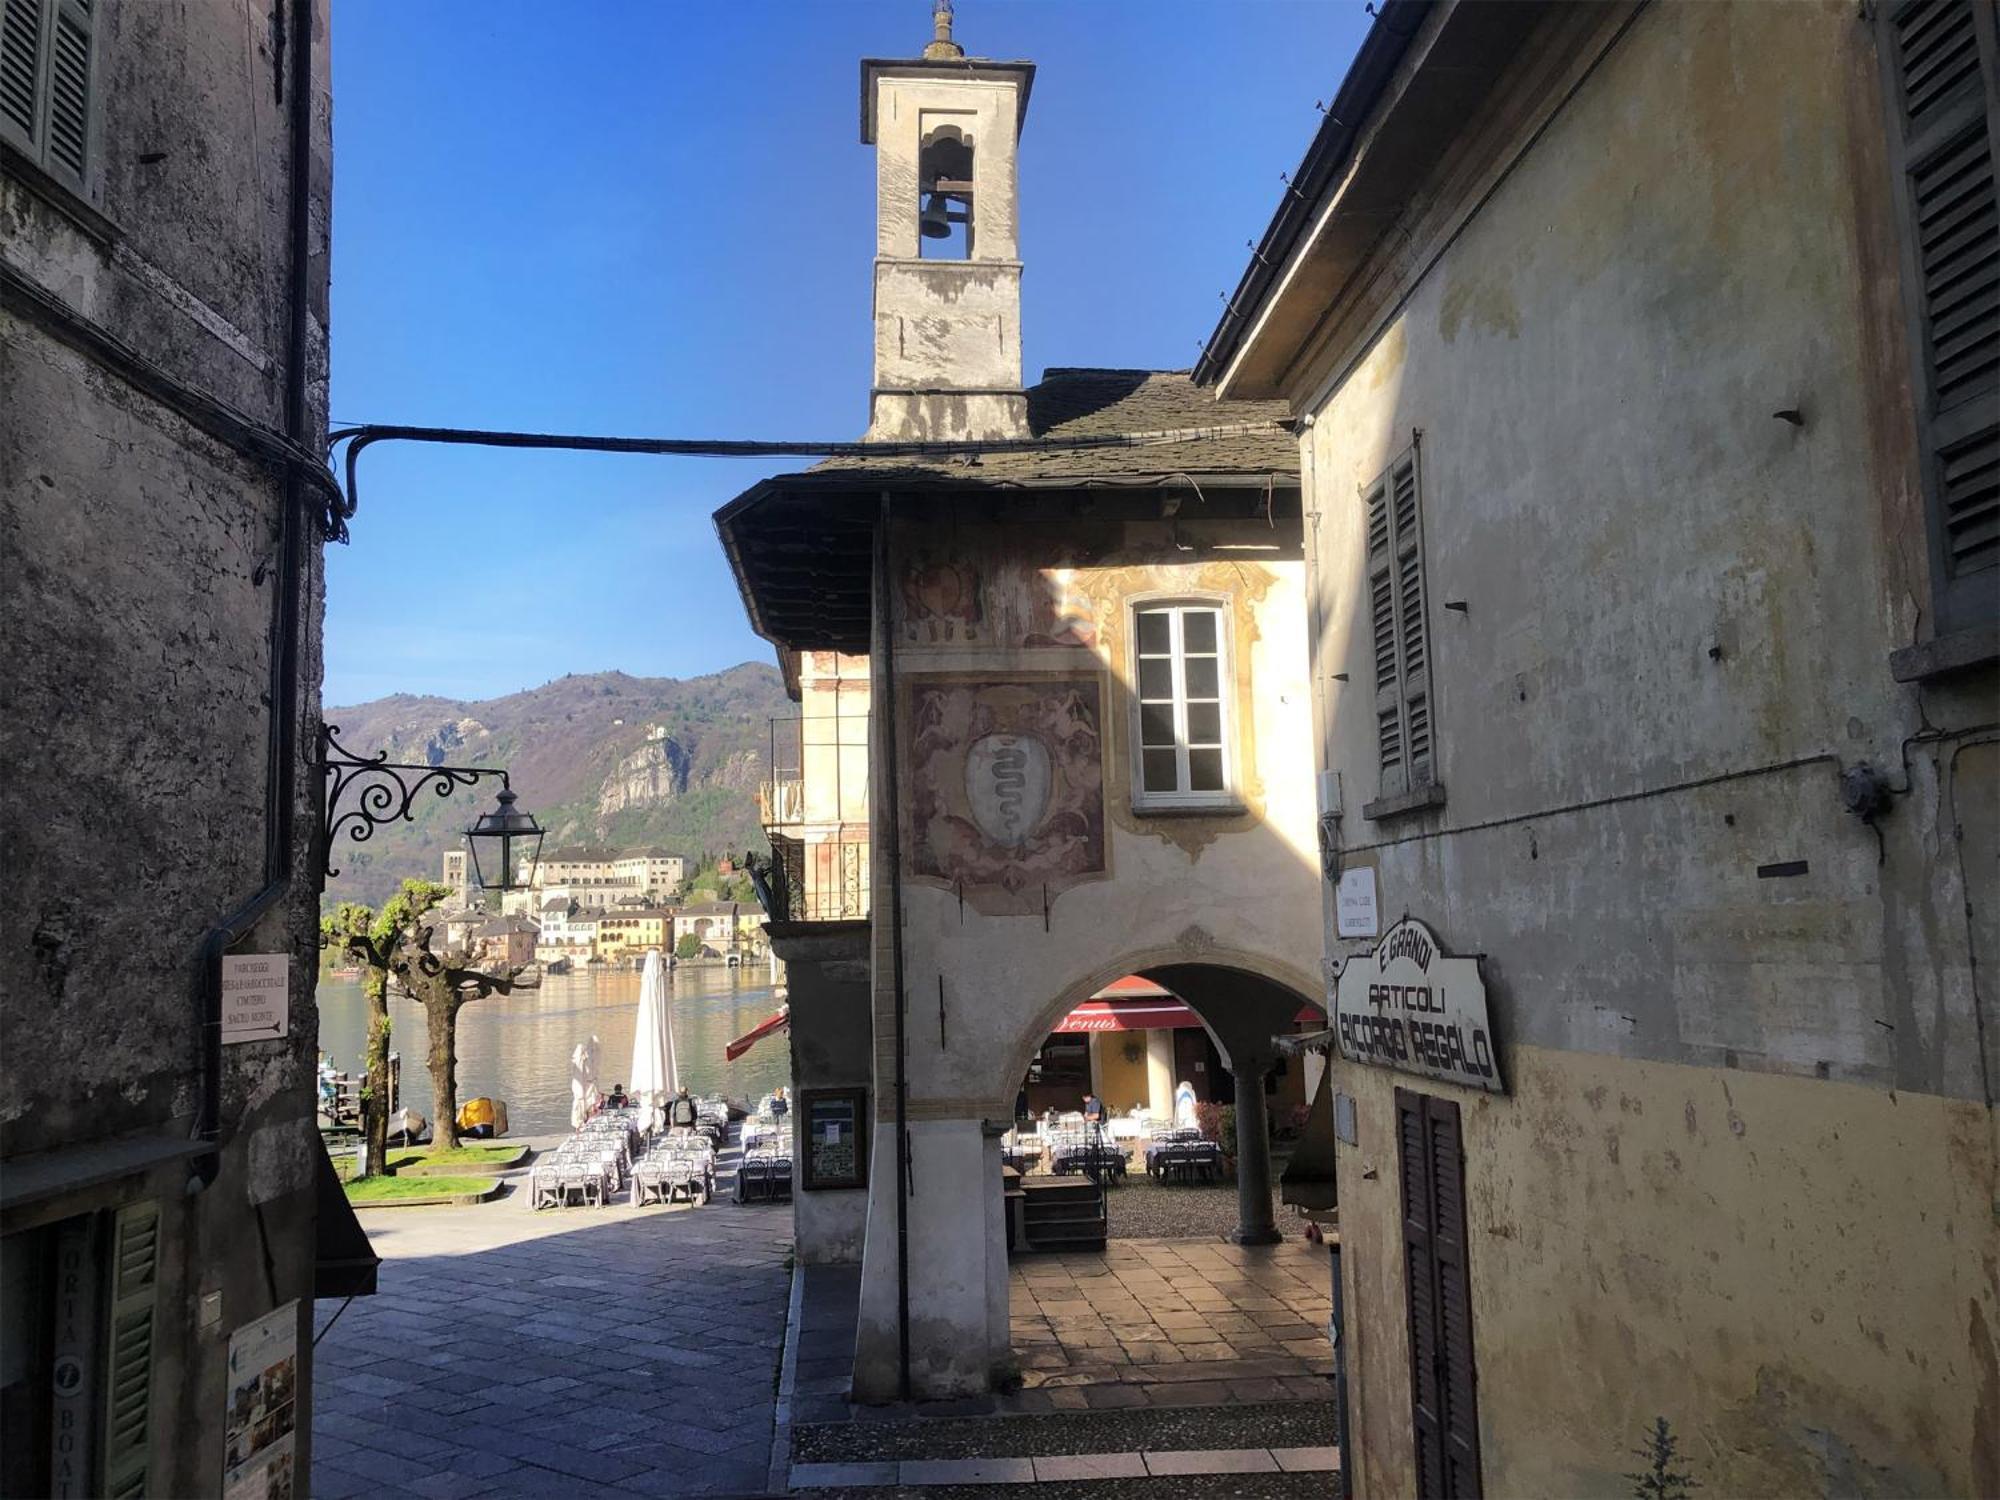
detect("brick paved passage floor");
top-left (312, 1183), bottom-right (792, 1499)
top-left (1004, 1236), bottom-right (1335, 1410)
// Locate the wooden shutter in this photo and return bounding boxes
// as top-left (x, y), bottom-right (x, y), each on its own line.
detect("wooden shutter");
top-left (1366, 473), bottom-right (1406, 797)
top-left (1396, 1091), bottom-right (1445, 1492)
top-left (1391, 454), bottom-right (1435, 786)
top-left (1876, 0), bottom-right (2000, 635)
top-left (1396, 1089), bottom-right (1483, 1499)
top-left (100, 1202), bottom-right (158, 1500)
top-left (0, 0), bottom-right (89, 186)
top-left (0, 0), bottom-right (46, 154)
top-left (42, 0), bottom-right (89, 187)
top-left (1364, 445), bottom-right (1436, 801)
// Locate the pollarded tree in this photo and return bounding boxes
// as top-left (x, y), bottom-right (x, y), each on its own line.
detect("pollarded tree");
top-left (389, 916), bottom-right (534, 1151)
top-left (320, 879), bottom-right (531, 1167)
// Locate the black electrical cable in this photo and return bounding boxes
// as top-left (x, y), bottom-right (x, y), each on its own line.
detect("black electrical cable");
top-left (325, 418), bottom-right (1294, 525)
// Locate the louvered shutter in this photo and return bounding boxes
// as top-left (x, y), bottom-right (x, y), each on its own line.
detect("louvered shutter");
top-left (1398, 1090), bottom-right (1483, 1500)
top-left (1390, 453), bottom-right (1435, 786)
top-left (0, 0), bottom-right (46, 155)
top-left (1396, 1090), bottom-right (1445, 1493)
top-left (0, 0), bottom-right (90, 187)
top-left (1876, 0), bottom-right (2000, 635)
top-left (1364, 447), bottom-right (1436, 802)
top-left (1426, 1099), bottom-right (1483, 1499)
top-left (101, 1202), bottom-right (158, 1500)
top-left (1365, 474), bottom-right (1407, 796)
top-left (42, 0), bottom-right (90, 187)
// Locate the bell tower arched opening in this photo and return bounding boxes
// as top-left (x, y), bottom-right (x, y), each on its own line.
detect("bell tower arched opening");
top-left (918, 125), bottom-right (974, 259)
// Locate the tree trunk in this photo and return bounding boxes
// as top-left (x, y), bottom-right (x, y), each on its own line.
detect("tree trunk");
top-left (424, 992), bottom-right (464, 1152)
top-left (362, 970), bottom-right (395, 1177)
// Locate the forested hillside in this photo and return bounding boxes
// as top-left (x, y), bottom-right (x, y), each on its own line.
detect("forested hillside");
top-left (320, 664), bottom-right (790, 908)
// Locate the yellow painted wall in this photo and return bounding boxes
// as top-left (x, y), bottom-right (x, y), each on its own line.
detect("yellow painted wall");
top-left (1335, 1045), bottom-right (1999, 1497)
top-left (1093, 1032), bottom-right (1153, 1116)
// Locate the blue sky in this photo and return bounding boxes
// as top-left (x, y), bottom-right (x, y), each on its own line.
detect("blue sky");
top-left (325, 1), bottom-right (1369, 707)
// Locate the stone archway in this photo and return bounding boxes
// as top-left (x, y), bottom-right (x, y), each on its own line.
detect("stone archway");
top-left (994, 945), bottom-right (1325, 1246)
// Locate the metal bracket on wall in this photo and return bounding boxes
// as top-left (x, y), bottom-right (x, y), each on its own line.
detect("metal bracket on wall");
top-left (317, 724), bottom-right (509, 882)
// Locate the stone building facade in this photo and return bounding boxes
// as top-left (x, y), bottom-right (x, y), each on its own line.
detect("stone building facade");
top-left (0, 2), bottom-right (350, 1496)
top-left (1201, 2), bottom-right (1999, 1494)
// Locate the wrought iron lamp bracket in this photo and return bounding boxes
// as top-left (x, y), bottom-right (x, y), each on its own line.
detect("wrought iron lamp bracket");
top-left (318, 723), bottom-right (509, 882)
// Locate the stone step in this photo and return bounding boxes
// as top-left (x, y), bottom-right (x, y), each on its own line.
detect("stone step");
top-left (790, 1445), bottom-right (1338, 1489)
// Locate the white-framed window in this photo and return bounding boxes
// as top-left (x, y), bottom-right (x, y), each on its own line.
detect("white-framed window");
top-left (1132, 600), bottom-right (1233, 807)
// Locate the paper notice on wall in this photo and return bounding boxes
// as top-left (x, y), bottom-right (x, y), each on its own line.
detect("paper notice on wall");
top-left (1335, 867), bottom-right (1379, 938)
top-left (221, 955), bottom-right (289, 1044)
top-left (223, 1302), bottom-right (298, 1500)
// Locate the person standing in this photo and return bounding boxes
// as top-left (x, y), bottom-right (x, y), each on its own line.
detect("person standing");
top-left (668, 1086), bottom-right (698, 1132)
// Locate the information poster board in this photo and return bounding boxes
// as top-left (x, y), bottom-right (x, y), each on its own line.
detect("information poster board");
top-left (801, 1088), bottom-right (867, 1191)
top-left (223, 1302), bottom-right (298, 1500)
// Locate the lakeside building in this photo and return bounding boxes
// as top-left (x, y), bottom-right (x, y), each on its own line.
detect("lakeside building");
top-left (0, 2), bottom-right (362, 1496)
top-left (596, 909), bottom-right (672, 962)
top-left (717, 15), bottom-right (1324, 1400)
top-left (1198, 2), bottom-right (1999, 1494)
top-left (472, 916), bottom-right (539, 970)
top-left (672, 902), bottom-right (767, 961)
top-left (529, 845), bottom-right (686, 901)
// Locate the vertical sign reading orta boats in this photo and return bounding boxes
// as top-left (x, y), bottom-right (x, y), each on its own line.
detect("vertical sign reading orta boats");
top-left (1333, 917), bottom-right (1504, 1094)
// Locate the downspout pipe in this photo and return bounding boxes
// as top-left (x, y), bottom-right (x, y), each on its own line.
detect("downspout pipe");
top-left (193, 0), bottom-right (316, 1186)
top-left (876, 491), bottom-right (913, 1401)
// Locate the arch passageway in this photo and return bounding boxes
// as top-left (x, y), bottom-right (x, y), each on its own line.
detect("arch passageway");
top-left (1004, 957), bottom-right (1325, 1247)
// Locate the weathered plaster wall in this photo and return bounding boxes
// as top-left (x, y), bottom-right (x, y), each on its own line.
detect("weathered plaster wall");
top-left (867, 70), bottom-right (1028, 440)
top-left (0, 3), bottom-right (332, 1494)
top-left (1279, 2), bottom-right (1999, 1494)
top-left (889, 517), bottom-right (1322, 1115)
top-left (1336, 1047), bottom-right (1998, 1498)
top-left (850, 513), bottom-right (1326, 1398)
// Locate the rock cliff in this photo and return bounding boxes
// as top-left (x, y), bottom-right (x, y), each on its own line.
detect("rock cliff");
top-left (321, 664), bottom-right (790, 908)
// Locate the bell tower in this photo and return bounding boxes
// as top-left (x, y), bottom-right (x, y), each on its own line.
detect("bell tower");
top-left (861, 2), bottom-right (1035, 441)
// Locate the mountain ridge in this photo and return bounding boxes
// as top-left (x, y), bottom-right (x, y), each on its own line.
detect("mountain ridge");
top-left (320, 662), bottom-right (790, 909)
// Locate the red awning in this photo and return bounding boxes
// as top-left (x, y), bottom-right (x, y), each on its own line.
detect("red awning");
top-left (725, 1006), bottom-right (790, 1062)
top-left (1055, 976), bottom-right (1324, 1034)
top-left (1056, 999), bottom-right (1204, 1033)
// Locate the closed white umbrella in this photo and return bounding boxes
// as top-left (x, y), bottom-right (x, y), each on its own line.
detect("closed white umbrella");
top-left (570, 1035), bottom-right (602, 1129)
top-left (630, 949), bottom-right (678, 1132)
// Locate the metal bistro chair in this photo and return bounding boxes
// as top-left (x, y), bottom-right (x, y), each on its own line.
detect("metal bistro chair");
top-left (530, 1158), bottom-right (565, 1210)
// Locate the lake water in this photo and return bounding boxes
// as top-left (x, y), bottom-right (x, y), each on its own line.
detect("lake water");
top-left (315, 964), bottom-right (791, 1136)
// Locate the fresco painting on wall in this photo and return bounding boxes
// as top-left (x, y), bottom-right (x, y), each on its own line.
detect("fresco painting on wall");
top-left (903, 557), bottom-right (983, 643)
top-left (907, 677), bottom-right (1107, 895)
top-left (899, 544), bottom-right (1101, 649)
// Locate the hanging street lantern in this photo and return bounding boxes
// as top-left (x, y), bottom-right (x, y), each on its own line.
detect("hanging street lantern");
top-left (317, 724), bottom-right (543, 889)
top-left (464, 785), bottom-right (545, 893)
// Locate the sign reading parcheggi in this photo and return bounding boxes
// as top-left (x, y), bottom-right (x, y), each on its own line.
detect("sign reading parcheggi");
top-left (1334, 917), bottom-right (1504, 1094)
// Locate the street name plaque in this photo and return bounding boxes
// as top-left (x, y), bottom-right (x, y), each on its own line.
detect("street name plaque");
top-left (221, 955), bottom-right (289, 1044)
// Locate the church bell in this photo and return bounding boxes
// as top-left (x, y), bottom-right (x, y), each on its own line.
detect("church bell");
top-left (920, 192), bottom-right (953, 239)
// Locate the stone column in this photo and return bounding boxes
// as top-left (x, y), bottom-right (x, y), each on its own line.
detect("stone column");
top-left (1229, 1054), bottom-right (1282, 1245)
top-left (1145, 1029), bottom-right (1175, 1118)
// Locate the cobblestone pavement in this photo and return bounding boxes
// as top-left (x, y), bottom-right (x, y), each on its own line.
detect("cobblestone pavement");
top-left (311, 1166), bottom-right (792, 1499)
top-left (1004, 1237), bottom-right (1334, 1407)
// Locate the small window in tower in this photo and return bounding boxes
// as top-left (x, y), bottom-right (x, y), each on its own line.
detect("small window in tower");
top-left (918, 125), bottom-right (974, 259)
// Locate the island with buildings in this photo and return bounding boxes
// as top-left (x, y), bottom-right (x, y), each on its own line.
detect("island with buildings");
top-left (438, 844), bottom-right (769, 969)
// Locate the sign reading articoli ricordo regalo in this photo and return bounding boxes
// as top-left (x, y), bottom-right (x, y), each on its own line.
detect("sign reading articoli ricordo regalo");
top-left (1334, 917), bottom-right (1504, 1095)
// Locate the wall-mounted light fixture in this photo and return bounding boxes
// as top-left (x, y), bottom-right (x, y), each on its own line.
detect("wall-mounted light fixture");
top-left (317, 724), bottom-right (544, 889)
